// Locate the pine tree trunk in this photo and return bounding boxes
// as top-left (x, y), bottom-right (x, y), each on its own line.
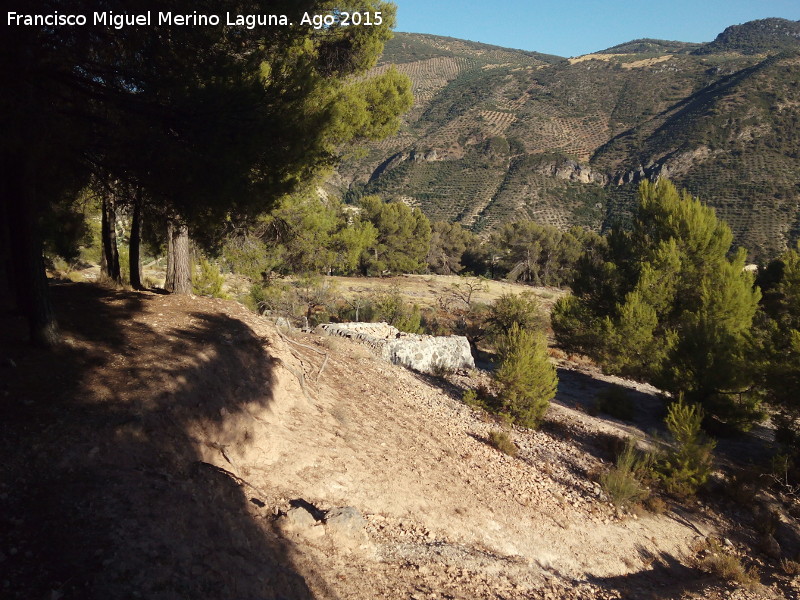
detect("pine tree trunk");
top-left (101, 194), bottom-right (121, 282)
top-left (165, 220), bottom-right (191, 294)
top-left (4, 153), bottom-right (59, 347)
top-left (172, 223), bottom-right (192, 294)
top-left (165, 221), bottom-right (175, 292)
top-left (129, 187), bottom-right (143, 290)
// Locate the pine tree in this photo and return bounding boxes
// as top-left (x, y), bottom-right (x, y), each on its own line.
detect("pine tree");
top-left (757, 245), bottom-right (800, 445)
top-left (659, 398), bottom-right (716, 497)
top-left (427, 221), bottom-right (477, 275)
top-left (494, 323), bottom-right (558, 428)
top-left (554, 179), bottom-right (762, 428)
top-left (1, 0), bottom-right (412, 338)
top-left (358, 196), bottom-right (431, 275)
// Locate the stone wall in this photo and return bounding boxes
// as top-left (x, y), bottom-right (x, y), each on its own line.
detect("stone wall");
top-left (320, 322), bottom-right (475, 374)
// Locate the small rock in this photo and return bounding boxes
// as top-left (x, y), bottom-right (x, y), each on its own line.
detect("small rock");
top-left (276, 505), bottom-right (324, 539)
top-left (325, 506), bottom-right (370, 550)
top-left (759, 533), bottom-right (781, 559)
top-left (283, 506), bottom-right (317, 528)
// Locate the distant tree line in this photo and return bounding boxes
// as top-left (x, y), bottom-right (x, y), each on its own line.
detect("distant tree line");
top-left (217, 193), bottom-right (602, 285)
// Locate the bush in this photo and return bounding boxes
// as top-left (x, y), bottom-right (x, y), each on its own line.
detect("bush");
top-left (488, 430), bottom-right (518, 457)
top-left (658, 398), bottom-right (716, 497)
top-left (644, 495), bottom-right (668, 515)
top-left (369, 288), bottom-right (423, 334)
top-left (395, 303), bottom-right (423, 334)
top-left (245, 281), bottom-right (291, 315)
top-left (781, 558), bottom-right (800, 576)
top-left (462, 388), bottom-right (479, 407)
top-left (193, 256), bottom-right (227, 298)
top-left (430, 361), bottom-right (455, 378)
top-left (486, 292), bottom-right (545, 343)
top-left (600, 437), bottom-right (651, 508)
top-left (493, 323), bottom-right (557, 428)
top-left (594, 387), bottom-right (635, 421)
top-left (698, 539), bottom-right (759, 587)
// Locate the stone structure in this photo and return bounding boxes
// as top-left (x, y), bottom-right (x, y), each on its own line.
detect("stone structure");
top-left (320, 322), bottom-right (475, 374)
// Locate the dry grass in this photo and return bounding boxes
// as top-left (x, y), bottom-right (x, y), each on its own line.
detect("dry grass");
top-left (780, 558), bottom-right (800, 575)
top-left (325, 274), bottom-right (565, 312)
top-left (321, 335), bottom-right (346, 352)
top-left (487, 430), bottom-right (518, 457)
top-left (698, 539), bottom-right (761, 589)
top-left (644, 495), bottom-right (668, 515)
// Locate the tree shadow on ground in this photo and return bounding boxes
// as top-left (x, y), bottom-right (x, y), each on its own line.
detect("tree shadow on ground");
top-left (408, 370), bottom-right (465, 402)
top-left (553, 368), bottom-right (666, 433)
top-left (551, 367), bottom-right (776, 467)
top-left (0, 282), bottom-right (326, 599)
top-left (591, 547), bottom-right (710, 599)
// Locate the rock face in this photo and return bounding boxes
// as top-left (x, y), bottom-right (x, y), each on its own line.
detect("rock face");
top-left (325, 506), bottom-right (370, 551)
top-left (320, 322), bottom-right (475, 374)
top-left (536, 159), bottom-right (608, 185)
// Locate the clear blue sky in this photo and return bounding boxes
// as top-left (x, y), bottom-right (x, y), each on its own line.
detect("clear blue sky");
top-left (394, 0), bottom-right (800, 57)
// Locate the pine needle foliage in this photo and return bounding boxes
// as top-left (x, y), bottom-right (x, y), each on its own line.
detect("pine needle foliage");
top-left (193, 257), bottom-right (227, 298)
top-left (493, 323), bottom-right (557, 428)
top-left (659, 398), bottom-right (716, 497)
top-left (553, 179), bottom-right (763, 429)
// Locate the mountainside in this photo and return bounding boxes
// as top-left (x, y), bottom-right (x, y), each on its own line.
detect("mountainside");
top-left (332, 20), bottom-right (800, 261)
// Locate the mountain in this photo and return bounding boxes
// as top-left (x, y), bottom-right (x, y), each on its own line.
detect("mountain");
top-left (696, 18), bottom-right (800, 55)
top-left (331, 20), bottom-right (800, 261)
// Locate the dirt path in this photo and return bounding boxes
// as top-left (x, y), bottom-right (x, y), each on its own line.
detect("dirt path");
top-left (1, 283), bottom-right (793, 599)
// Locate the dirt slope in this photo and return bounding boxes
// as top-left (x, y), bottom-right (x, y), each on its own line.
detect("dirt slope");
top-left (1, 283), bottom-right (793, 599)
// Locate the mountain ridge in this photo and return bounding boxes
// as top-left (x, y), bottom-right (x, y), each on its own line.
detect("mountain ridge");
top-left (332, 19), bottom-right (800, 261)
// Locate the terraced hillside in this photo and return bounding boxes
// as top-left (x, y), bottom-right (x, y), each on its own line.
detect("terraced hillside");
top-left (332, 20), bottom-right (800, 261)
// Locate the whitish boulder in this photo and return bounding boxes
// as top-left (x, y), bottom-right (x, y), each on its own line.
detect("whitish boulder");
top-left (320, 322), bottom-right (475, 374)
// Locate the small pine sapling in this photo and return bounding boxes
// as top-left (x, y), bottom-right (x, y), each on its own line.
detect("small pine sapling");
top-left (659, 398), bottom-right (716, 497)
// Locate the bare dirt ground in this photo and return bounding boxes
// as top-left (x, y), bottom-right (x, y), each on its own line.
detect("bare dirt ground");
top-left (2, 282), bottom-right (798, 599)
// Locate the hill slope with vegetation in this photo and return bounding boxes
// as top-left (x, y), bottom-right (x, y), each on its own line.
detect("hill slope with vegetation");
top-left (333, 20), bottom-right (800, 261)
top-left (4, 283), bottom-right (799, 599)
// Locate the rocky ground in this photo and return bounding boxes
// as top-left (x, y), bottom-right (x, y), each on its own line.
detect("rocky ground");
top-left (1, 282), bottom-right (798, 599)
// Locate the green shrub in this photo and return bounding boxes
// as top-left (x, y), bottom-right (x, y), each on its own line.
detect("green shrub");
top-left (486, 292), bottom-right (545, 343)
top-left (395, 303), bottom-right (423, 334)
top-left (488, 430), bottom-right (518, 457)
top-left (594, 387), bottom-right (635, 421)
top-left (246, 281), bottom-right (291, 315)
top-left (658, 398), bottom-right (716, 497)
top-left (370, 288), bottom-right (424, 334)
top-left (462, 385), bottom-right (494, 412)
top-left (600, 437), bottom-right (651, 508)
top-left (493, 323), bottom-right (557, 428)
top-left (462, 388), bottom-right (479, 407)
top-left (193, 256), bottom-right (227, 298)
